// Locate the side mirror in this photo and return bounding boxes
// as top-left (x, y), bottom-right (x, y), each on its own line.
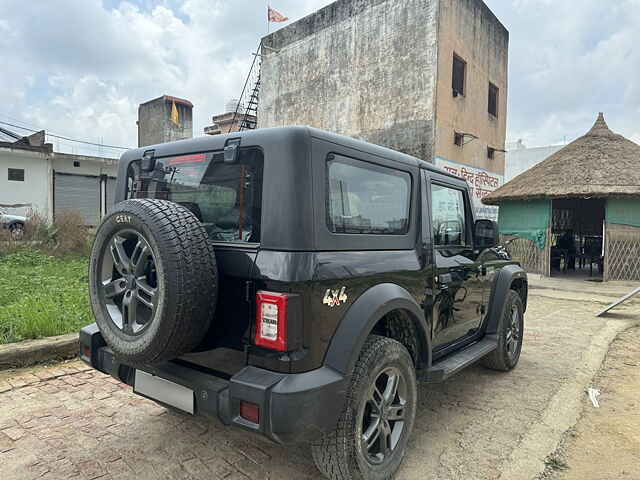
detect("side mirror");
top-left (474, 219), bottom-right (499, 249)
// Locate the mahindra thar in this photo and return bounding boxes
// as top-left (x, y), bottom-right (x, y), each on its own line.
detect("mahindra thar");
top-left (80, 126), bottom-right (527, 480)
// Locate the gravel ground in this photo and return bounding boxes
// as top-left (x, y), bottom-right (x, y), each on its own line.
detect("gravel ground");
top-left (0, 281), bottom-right (638, 480)
top-left (542, 325), bottom-right (640, 480)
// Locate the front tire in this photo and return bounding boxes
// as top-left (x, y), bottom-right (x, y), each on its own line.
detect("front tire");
top-left (311, 335), bottom-right (417, 480)
top-left (482, 289), bottom-right (524, 371)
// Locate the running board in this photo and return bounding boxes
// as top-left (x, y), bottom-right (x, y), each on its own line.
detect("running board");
top-left (420, 335), bottom-right (498, 383)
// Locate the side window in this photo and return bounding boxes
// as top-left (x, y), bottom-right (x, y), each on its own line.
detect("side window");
top-left (431, 184), bottom-right (468, 246)
top-left (326, 155), bottom-right (410, 235)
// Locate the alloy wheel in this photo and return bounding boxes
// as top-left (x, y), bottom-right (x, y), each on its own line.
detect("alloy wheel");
top-left (359, 367), bottom-right (408, 465)
top-left (100, 229), bottom-right (159, 335)
top-left (506, 305), bottom-right (521, 358)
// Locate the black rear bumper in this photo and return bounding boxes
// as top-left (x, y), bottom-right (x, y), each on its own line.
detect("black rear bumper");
top-left (79, 324), bottom-right (346, 444)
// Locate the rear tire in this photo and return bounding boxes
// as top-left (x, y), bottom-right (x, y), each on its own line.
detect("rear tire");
top-left (311, 335), bottom-right (417, 480)
top-left (88, 199), bottom-right (217, 365)
top-left (482, 290), bottom-right (524, 371)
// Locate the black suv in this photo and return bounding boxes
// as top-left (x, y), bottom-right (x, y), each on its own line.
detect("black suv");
top-left (80, 126), bottom-right (527, 480)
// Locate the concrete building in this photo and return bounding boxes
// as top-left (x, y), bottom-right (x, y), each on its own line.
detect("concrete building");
top-left (137, 95), bottom-right (193, 147)
top-left (258, 0), bottom-right (508, 219)
top-left (504, 140), bottom-right (563, 182)
top-left (0, 128), bottom-right (118, 225)
top-left (204, 99), bottom-right (256, 135)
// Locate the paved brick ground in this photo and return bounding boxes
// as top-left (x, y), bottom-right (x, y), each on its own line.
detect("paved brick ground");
top-left (1, 285), bottom-right (639, 480)
top-left (0, 361), bottom-right (317, 480)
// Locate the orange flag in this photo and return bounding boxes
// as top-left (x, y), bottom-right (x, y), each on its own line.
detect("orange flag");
top-left (268, 5), bottom-right (288, 23)
top-left (171, 101), bottom-right (179, 125)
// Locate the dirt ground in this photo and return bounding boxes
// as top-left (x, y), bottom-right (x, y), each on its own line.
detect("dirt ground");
top-left (542, 325), bottom-right (640, 480)
top-left (0, 277), bottom-right (639, 479)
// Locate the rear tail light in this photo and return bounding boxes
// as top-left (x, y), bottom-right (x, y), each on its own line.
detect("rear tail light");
top-left (82, 344), bottom-right (91, 358)
top-left (255, 291), bottom-right (288, 352)
top-left (240, 400), bottom-right (260, 424)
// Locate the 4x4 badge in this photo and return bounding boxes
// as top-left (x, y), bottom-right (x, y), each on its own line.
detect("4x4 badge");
top-left (323, 287), bottom-right (348, 307)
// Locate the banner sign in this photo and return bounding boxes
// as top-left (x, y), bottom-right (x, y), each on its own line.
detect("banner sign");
top-left (434, 156), bottom-right (503, 221)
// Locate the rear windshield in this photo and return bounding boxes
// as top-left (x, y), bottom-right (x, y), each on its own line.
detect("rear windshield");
top-left (127, 148), bottom-right (263, 243)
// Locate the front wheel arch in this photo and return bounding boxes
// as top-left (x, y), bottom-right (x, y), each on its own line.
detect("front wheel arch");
top-left (484, 264), bottom-right (527, 334)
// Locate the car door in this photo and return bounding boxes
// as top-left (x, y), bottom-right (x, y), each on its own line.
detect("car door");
top-left (429, 179), bottom-right (484, 351)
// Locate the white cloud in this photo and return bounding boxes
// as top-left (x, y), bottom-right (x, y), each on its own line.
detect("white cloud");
top-left (0, 0), bottom-right (326, 155)
top-left (0, 0), bottom-right (637, 157)
top-left (486, 0), bottom-right (640, 146)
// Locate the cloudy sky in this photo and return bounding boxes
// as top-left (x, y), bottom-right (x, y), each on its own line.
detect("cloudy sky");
top-left (0, 0), bottom-right (638, 157)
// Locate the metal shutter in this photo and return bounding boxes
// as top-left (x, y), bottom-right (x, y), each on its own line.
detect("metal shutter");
top-left (54, 173), bottom-right (100, 226)
top-left (107, 177), bottom-right (117, 208)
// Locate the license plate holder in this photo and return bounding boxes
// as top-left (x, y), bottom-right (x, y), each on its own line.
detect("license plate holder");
top-left (134, 370), bottom-right (194, 414)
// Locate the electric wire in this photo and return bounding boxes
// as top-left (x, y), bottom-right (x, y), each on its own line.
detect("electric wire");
top-left (0, 119), bottom-right (131, 150)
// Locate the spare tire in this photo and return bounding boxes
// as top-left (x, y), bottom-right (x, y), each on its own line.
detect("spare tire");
top-left (88, 199), bottom-right (217, 365)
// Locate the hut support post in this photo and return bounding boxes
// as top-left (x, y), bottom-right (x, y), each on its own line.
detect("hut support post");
top-left (603, 220), bottom-right (608, 282)
top-left (545, 220), bottom-right (551, 277)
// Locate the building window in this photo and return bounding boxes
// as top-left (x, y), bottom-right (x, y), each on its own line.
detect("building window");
top-left (487, 147), bottom-right (495, 160)
top-left (73, 161), bottom-right (80, 167)
top-left (326, 155), bottom-right (410, 235)
top-left (454, 132), bottom-right (464, 146)
top-left (488, 82), bottom-right (499, 117)
top-left (8, 168), bottom-right (24, 182)
top-left (452, 54), bottom-right (466, 97)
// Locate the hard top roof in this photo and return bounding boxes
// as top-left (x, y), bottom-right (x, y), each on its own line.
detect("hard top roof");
top-left (120, 125), bottom-right (459, 180)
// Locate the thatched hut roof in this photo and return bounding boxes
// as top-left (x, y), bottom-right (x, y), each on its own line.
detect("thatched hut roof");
top-left (483, 113), bottom-right (640, 205)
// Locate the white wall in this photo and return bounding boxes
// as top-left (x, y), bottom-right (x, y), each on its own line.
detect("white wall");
top-left (505, 144), bottom-right (564, 182)
top-left (0, 148), bottom-right (119, 223)
top-left (0, 147), bottom-right (51, 219)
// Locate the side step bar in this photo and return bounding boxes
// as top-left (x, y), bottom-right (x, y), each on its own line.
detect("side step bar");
top-left (420, 334), bottom-right (498, 383)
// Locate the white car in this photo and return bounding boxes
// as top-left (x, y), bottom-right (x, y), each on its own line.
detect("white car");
top-left (0, 209), bottom-right (27, 239)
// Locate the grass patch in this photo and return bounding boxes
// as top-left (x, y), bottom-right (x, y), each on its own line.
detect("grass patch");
top-left (544, 455), bottom-right (569, 471)
top-left (0, 248), bottom-right (92, 344)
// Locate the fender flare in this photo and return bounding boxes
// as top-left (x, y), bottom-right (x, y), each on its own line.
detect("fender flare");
top-left (323, 283), bottom-right (431, 376)
top-left (484, 264), bottom-right (527, 334)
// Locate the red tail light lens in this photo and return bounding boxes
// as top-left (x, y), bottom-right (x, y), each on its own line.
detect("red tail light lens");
top-left (255, 291), bottom-right (288, 352)
top-left (240, 400), bottom-right (260, 424)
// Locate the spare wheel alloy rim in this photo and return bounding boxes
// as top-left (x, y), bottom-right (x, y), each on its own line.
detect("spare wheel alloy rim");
top-left (99, 228), bottom-right (160, 335)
